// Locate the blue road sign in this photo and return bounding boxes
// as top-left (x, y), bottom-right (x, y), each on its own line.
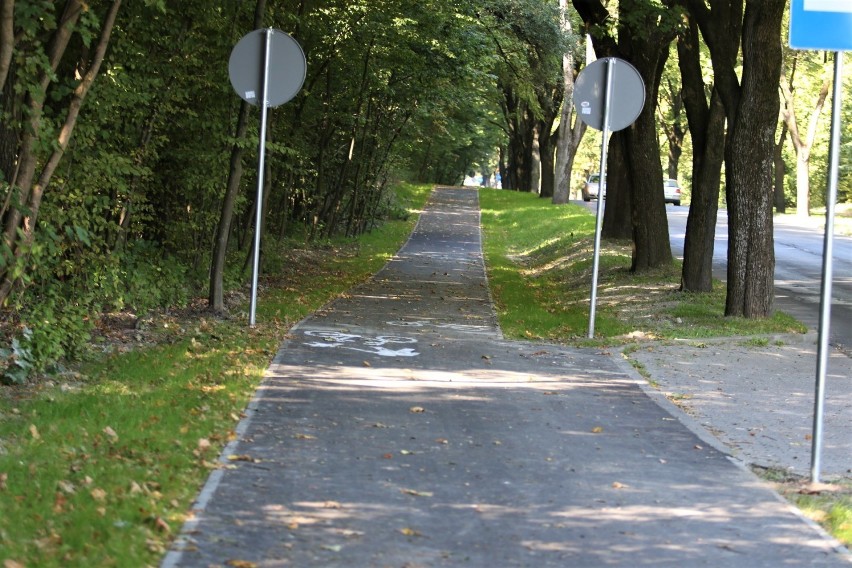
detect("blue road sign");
top-left (790, 0), bottom-right (852, 51)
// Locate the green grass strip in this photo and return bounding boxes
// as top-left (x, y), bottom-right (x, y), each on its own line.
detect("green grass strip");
top-left (479, 188), bottom-right (805, 344)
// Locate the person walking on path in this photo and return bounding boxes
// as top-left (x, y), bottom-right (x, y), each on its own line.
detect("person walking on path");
top-left (162, 187), bottom-right (849, 567)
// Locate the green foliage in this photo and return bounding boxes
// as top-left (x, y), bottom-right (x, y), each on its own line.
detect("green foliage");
top-left (0, 328), bottom-right (35, 385)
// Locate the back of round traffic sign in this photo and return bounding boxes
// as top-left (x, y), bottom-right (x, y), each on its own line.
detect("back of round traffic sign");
top-left (229, 29), bottom-right (306, 108)
top-left (573, 57), bottom-right (645, 132)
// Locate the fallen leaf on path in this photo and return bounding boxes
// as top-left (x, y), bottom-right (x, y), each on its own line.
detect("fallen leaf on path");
top-left (401, 488), bottom-right (433, 497)
top-left (400, 527), bottom-right (422, 537)
top-left (435, 438), bottom-right (449, 444)
top-left (410, 406), bottom-right (425, 413)
top-left (400, 450), bottom-right (415, 455)
top-left (383, 453), bottom-right (393, 459)
top-left (321, 544), bottom-right (342, 552)
top-left (294, 433), bottom-right (316, 440)
top-left (226, 561), bottom-right (258, 568)
top-left (227, 454), bottom-right (259, 462)
top-left (362, 361), bottom-right (371, 367)
top-left (591, 426), bottom-right (604, 434)
top-left (612, 482), bottom-right (627, 489)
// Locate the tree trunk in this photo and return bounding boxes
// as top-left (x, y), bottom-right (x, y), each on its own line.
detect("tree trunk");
top-left (687, 0), bottom-right (783, 318)
top-left (780, 64), bottom-right (830, 217)
top-left (724, 0), bottom-right (784, 318)
top-left (208, 0), bottom-right (266, 314)
top-left (773, 124), bottom-right (787, 213)
top-left (678, 15), bottom-right (726, 292)
top-left (0, 0), bottom-right (12, 90)
top-left (574, 0), bottom-right (675, 270)
top-left (538, 123), bottom-right (557, 199)
top-left (554, 0), bottom-right (582, 205)
top-left (601, 132), bottom-right (632, 239)
top-left (530, 125), bottom-right (542, 194)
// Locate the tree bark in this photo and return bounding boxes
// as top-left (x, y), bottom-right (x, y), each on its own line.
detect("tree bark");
top-left (0, 0), bottom-right (13, 90)
top-left (724, 0), bottom-right (784, 317)
top-left (678, 14), bottom-right (726, 292)
top-left (601, 132), bottom-right (632, 239)
top-left (773, 123), bottom-right (787, 213)
top-left (530, 125), bottom-right (542, 194)
top-left (688, 0), bottom-right (783, 318)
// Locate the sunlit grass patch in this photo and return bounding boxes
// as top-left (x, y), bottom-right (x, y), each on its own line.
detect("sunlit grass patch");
top-left (479, 188), bottom-right (808, 344)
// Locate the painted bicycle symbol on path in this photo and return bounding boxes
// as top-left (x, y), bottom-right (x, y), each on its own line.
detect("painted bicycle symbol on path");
top-left (302, 330), bottom-right (419, 357)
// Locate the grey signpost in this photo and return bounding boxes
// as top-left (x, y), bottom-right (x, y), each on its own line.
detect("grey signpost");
top-left (229, 29), bottom-right (306, 327)
top-left (573, 57), bottom-right (645, 338)
top-left (789, 0), bottom-right (850, 484)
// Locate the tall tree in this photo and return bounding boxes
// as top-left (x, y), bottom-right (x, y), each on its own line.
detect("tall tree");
top-left (676, 14), bottom-right (726, 292)
top-left (209, 0), bottom-right (267, 315)
top-left (779, 51), bottom-right (831, 218)
top-left (573, 0), bottom-right (677, 271)
top-left (553, 0), bottom-right (587, 205)
top-left (0, 0), bottom-right (122, 306)
top-left (686, 0), bottom-right (785, 317)
top-left (486, 0), bottom-right (565, 193)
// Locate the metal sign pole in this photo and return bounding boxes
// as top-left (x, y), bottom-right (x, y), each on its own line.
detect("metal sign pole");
top-left (588, 58), bottom-right (615, 338)
top-left (810, 51), bottom-right (842, 484)
top-left (249, 28), bottom-right (273, 327)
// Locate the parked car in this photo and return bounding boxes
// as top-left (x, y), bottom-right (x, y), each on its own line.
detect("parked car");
top-left (582, 173), bottom-right (606, 201)
top-left (664, 178), bottom-right (682, 206)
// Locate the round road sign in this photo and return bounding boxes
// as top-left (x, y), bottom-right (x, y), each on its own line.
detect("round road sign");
top-left (573, 57), bottom-right (645, 132)
top-left (229, 28), bottom-right (306, 108)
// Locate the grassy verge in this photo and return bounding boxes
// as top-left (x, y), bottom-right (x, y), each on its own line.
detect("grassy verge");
top-left (752, 466), bottom-right (852, 546)
top-left (479, 188), bottom-right (805, 345)
top-left (0, 182), bottom-right (432, 567)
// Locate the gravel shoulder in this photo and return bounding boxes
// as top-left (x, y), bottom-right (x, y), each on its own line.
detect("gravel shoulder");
top-left (622, 331), bottom-right (852, 480)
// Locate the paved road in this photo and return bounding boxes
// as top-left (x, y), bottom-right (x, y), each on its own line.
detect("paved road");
top-left (578, 200), bottom-right (852, 349)
top-left (163, 188), bottom-right (848, 567)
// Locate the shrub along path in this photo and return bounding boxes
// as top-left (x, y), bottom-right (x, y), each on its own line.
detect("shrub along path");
top-left (162, 187), bottom-right (848, 567)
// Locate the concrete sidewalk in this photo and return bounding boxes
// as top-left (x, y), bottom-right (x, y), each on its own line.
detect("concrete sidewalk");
top-left (162, 187), bottom-right (849, 567)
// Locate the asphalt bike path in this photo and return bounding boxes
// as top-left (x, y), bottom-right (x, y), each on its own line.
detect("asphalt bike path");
top-left (163, 187), bottom-right (849, 567)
